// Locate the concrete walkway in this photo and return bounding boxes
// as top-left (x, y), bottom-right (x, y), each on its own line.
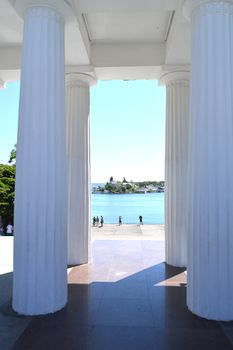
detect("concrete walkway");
top-left (0, 237), bottom-right (13, 274)
top-left (92, 224), bottom-right (165, 240)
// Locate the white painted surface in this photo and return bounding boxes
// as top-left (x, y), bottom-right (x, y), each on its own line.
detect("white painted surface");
top-left (66, 73), bottom-right (94, 265)
top-left (0, 237), bottom-right (13, 274)
top-left (13, 5), bottom-right (67, 316)
top-left (0, 78), bottom-right (6, 89)
top-left (91, 42), bottom-right (165, 69)
top-left (84, 12), bottom-right (172, 43)
top-left (160, 71), bottom-right (189, 268)
top-left (0, 0), bottom-right (232, 323)
top-left (74, 0), bottom-right (178, 13)
top-left (0, 0), bottom-right (190, 81)
top-left (186, 0), bottom-right (233, 320)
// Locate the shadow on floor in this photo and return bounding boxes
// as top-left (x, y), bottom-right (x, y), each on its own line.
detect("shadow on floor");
top-left (0, 272), bottom-right (13, 307)
top-left (0, 272), bottom-right (33, 350)
top-left (11, 263), bottom-right (233, 350)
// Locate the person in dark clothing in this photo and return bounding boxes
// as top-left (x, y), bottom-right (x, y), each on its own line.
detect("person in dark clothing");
top-left (93, 217), bottom-right (96, 226)
top-left (100, 216), bottom-right (104, 227)
top-left (119, 216), bottom-right (122, 225)
top-left (139, 215), bottom-right (143, 225)
top-left (96, 216), bottom-right (99, 226)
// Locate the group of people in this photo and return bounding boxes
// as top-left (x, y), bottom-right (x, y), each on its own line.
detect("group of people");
top-left (93, 215), bottom-right (143, 226)
top-left (92, 216), bottom-right (104, 227)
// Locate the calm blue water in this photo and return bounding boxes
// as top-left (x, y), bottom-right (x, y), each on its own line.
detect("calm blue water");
top-left (92, 193), bottom-right (164, 224)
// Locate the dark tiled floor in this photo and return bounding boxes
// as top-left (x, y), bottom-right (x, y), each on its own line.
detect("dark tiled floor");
top-left (8, 239), bottom-right (233, 349)
top-left (0, 273), bottom-right (32, 350)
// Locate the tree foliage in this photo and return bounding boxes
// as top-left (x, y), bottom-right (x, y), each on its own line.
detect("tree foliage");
top-left (104, 180), bottom-right (137, 193)
top-left (8, 144), bottom-right (17, 164)
top-left (134, 180), bottom-right (165, 187)
top-left (0, 163), bottom-right (15, 232)
top-left (102, 178), bottom-right (164, 194)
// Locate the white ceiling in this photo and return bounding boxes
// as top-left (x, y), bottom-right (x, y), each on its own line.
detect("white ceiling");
top-left (74, 0), bottom-right (178, 13)
top-left (0, 0), bottom-right (23, 45)
top-left (84, 12), bottom-right (173, 44)
top-left (0, 0), bottom-right (191, 82)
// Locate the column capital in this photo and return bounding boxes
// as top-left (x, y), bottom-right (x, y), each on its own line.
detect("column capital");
top-left (0, 79), bottom-right (6, 90)
top-left (159, 70), bottom-right (190, 86)
top-left (13, 0), bottom-right (74, 21)
top-left (66, 73), bottom-right (97, 87)
top-left (183, 0), bottom-right (233, 20)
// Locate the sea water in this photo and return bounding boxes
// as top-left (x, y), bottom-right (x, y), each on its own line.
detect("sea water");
top-left (92, 192), bottom-right (164, 224)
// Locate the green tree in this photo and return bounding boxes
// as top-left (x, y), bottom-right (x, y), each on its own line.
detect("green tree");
top-left (0, 164), bottom-right (15, 232)
top-left (8, 144), bottom-right (17, 164)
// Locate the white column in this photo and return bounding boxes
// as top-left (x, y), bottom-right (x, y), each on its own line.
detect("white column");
top-left (160, 71), bottom-right (190, 267)
top-left (66, 73), bottom-right (95, 266)
top-left (13, 1), bottom-right (71, 315)
top-left (183, 0), bottom-right (233, 320)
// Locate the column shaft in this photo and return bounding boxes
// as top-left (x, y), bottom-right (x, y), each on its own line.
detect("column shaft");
top-left (187, 0), bottom-right (233, 320)
top-left (66, 78), bottom-right (91, 265)
top-left (13, 6), bottom-right (67, 315)
top-left (163, 75), bottom-right (189, 267)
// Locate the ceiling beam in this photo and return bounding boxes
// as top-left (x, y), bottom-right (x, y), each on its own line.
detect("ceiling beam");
top-left (91, 42), bottom-right (165, 68)
top-left (0, 46), bottom-right (21, 70)
top-left (75, 0), bottom-right (178, 13)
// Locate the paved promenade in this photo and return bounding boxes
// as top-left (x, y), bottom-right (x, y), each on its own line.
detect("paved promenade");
top-left (0, 225), bottom-right (164, 276)
top-left (0, 237), bottom-right (13, 275)
top-left (92, 224), bottom-right (165, 240)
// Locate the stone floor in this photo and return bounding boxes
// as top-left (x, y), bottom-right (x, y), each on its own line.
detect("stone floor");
top-left (91, 224), bottom-right (165, 240)
top-left (1, 226), bottom-right (233, 349)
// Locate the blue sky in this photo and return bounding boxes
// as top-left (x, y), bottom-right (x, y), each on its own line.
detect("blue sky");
top-left (0, 80), bottom-right (165, 182)
top-left (0, 82), bottom-right (19, 164)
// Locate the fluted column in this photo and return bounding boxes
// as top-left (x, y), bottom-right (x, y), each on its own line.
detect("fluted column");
top-left (66, 73), bottom-right (96, 266)
top-left (183, 0), bottom-right (233, 320)
top-left (160, 71), bottom-right (190, 267)
top-left (13, 1), bottom-right (71, 315)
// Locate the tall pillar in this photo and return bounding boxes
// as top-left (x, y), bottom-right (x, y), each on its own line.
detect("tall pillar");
top-left (183, 0), bottom-right (233, 320)
top-left (160, 71), bottom-right (190, 267)
top-left (13, 1), bottom-right (72, 315)
top-left (66, 73), bottom-right (96, 266)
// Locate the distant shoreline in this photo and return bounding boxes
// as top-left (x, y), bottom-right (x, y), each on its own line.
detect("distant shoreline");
top-left (92, 181), bottom-right (165, 194)
top-left (92, 191), bottom-right (164, 194)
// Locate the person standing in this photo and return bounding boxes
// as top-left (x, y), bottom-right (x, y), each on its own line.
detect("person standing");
top-left (92, 217), bottom-right (96, 226)
top-left (100, 216), bottom-right (104, 227)
top-left (6, 223), bottom-right (13, 235)
top-left (139, 215), bottom-right (143, 225)
top-left (96, 216), bottom-right (99, 227)
top-left (119, 216), bottom-right (122, 225)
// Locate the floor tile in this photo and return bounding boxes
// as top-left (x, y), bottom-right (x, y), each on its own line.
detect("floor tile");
top-left (13, 320), bottom-right (89, 350)
top-left (160, 329), bottom-right (233, 350)
top-left (102, 279), bottom-right (148, 299)
top-left (7, 238), bottom-right (233, 349)
top-left (88, 326), bottom-right (158, 350)
top-left (94, 298), bottom-right (154, 327)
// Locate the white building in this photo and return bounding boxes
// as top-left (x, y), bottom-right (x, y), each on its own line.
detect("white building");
top-left (0, 0), bottom-right (233, 321)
